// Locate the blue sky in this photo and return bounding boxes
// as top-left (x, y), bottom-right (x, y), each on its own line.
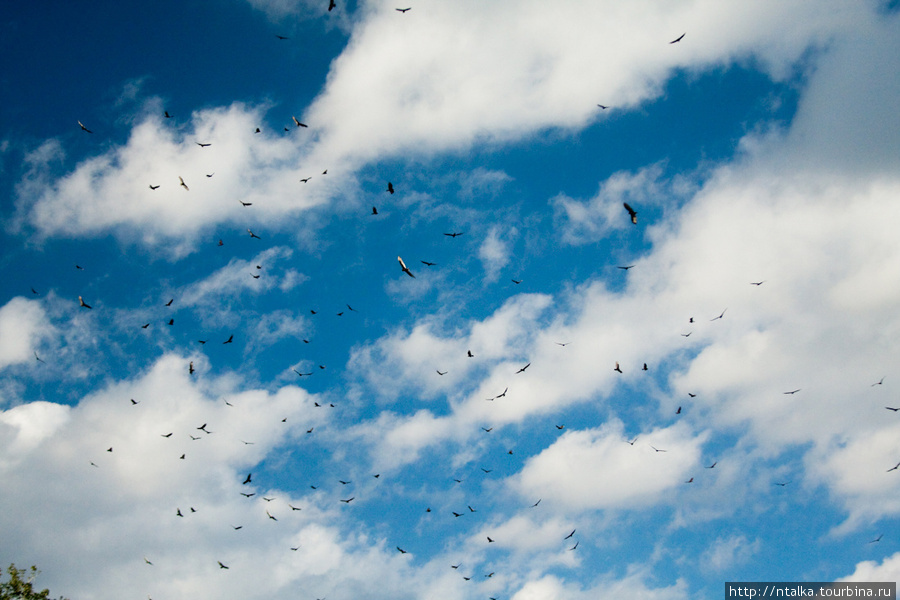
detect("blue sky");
top-left (2, 1), bottom-right (900, 599)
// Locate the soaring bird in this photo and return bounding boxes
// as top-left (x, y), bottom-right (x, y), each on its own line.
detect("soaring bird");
top-left (78, 121), bottom-right (93, 133)
top-left (598, 104), bottom-right (608, 109)
top-left (248, 229), bottom-right (261, 239)
top-left (444, 232), bottom-right (464, 238)
top-left (243, 473), bottom-right (252, 484)
top-left (564, 529), bottom-right (576, 540)
top-left (218, 561), bottom-right (229, 569)
top-left (398, 256), bottom-right (415, 278)
top-left (275, 34), bottom-right (289, 40)
top-left (710, 308), bottom-right (727, 321)
top-left (149, 184), bottom-right (160, 190)
top-left (421, 260), bottom-right (436, 266)
top-left (292, 116), bottom-right (308, 128)
top-left (371, 206), bottom-right (378, 215)
top-left (396, 7), bottom-right (411, 12)
top-left (196, 142), bottom-right (211, 147)
top-left (223, 335), bottom-right (234, 344)
top-left (783, 389), bottom-right (801, 395)
top-left (670, 32), bottom-right (686, 44)
top-left (436, 370), bottom-right (447, 376)
top-left (873, 377), bottom-right (886, 386)
top-left (614, 361), bottom-right (622, 373)
top-left (511, 279), bottom-right (522, 284)
top-left (387, 182), bottom-right (394, 194)
top-left (328, 0), bottom-right (336, 11)
top-left (623, 202), bottom-right (637, 224)
top-left (164, 111), bottom-right (173, 118)
top-left (179, 176), bottom-right (189, 191)
top-left (885, 407), bottom-right (900, 412)
top-left (300, 177), bottom-right (312, 183)
top-left (78, 296), bottom-right (92, 309)
top-left (396, 547), bottom-right (407, 554)
top-left (516, 362), bottom-right (531, 374)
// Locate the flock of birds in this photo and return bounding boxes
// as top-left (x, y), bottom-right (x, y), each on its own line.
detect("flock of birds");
top-left (24, 4), bottom-right (895, 598)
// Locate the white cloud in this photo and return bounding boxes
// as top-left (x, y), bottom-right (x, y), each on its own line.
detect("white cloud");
top-left (478, 226), bottom-right (513, 282)
top-left (0, 297), bottom-right (55, 369)
top-left (15, 0), bottom-right (868, 247)
top-left (512, 421), bottom-right (703, 512)
top-left (700, 534), bottom-right (760, 572)
top-left (553, 164), bottom-right (667, 245)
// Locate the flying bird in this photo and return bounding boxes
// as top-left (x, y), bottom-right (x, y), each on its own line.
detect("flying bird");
top-left (614, 361), bottom-right (622, 373)
top-left (869, 534), bottom-right (884, 543)
top-left (275, 34), bottom-right (289, 40)
top-left (300, 177), bottom-right (312, 183)
top-left (516, 362), bottom-right (531, 373)
top-left (617, 265), bottom-right (634, 270)
top-left (387, 182), bottom-right (394, 194)
top-left (78, 296), bottom-right (92, 309)
top-left (511, 279), bottom-right (522, 284)
top-left (398, 256), bottom-right (415, 278)
top-left (623, 202), bottom-right (637, 224)
top-left (670, 32), bottom-right (686, 43)
top-left (266, 510), bottom-right (277, 521)
top-left (34, 351), bottom-right (45, 363)
top-left (421, 260), bottom-right (436, 266)
top-left (750, 281), bottom-right (765, 286)
top-left (710, 308), bottom-right (727, 321)
top-left (340, 497), bottom-right (355, 503)
top-left (179, 176), bottom-right (189, 191)
top-left (396, 547), bottom-right (407, 554)
top-left (247, 229), bottom-right (261, 239)
top-left (239, 200), bottom-right (252, 207)
top-left (888, 462), bottom-right (900, 472)
top-left (396, 7), bottom-right (411, 12)
top-left (872, 377), bottom-right (886, 386)
top-left (783, 389), bottom-right (801, 395)
top-left (78, 120), bottom-right (93, 133)
top-left (444, 232), bottom-right (464, 238)
top-left (328, 0), bottom-right (336, 11)
top-left (243, 473), bottom-right (252, 484)
top-left (292, 116), bottom-right (308, 128)
top-left (597, 104), bottom-right (608, 109)
top-left (218, 561), bottom-right (229, 569)
top-left (885, 407), bottom-right (900, 412)
top-left (371, 206), bottom-right (378, 215)
top-left (564, 529), bottom-right (575, 540)
top-left (196, 142), bottom-right (211, 147)
top-left (707, 462), bottom-right (717, 469)
top-left (149, 184), bottom-right (160, 190)
top-left (436, 370), bottom-right (447, 376)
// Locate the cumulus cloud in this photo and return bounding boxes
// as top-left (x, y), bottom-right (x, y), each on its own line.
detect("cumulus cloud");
top-left (0, 297), bottom-right (54, 369)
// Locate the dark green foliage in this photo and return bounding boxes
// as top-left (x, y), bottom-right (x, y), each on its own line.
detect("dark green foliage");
top-left (0, 565), bottom-right (67, 600)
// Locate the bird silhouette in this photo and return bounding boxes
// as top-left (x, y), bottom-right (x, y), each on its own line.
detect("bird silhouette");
top-left (78, 121), bottom-right (93, 133)
top-left (670, 33), bottom-right (686, 43)
top-left (396, 7), bottom-right (411, 12)
top-left (444, 232), bottom-right (464, 238)
top-left (179, 176), bottom-right (189, 191)
top-left (149, 184), bottom-right (160, 190)
top-left (243, 473), bottom-right (252, 484)
top-left (78, 296), bottom-right (92, 309)
top-left (292, 116), bottom-right (308, 128)
top-left (516, 362), bottom-right (531, 373)
top-left (196, 142), bottom-right (211, 147)
top-left (218, 561), bottom-right (229, 569)
top-left (398, 256), bottom-right (415, 278)
top-left (328, 0), bottom-right (336, 12)
top-left (614, 362), bottom-right (622, 373)
top-left (623, 202), bottom-right (637, 224)
top-left (387, 182), bottom-right (394, 194)
top-left (247, 229), bottom-right (261, 239)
